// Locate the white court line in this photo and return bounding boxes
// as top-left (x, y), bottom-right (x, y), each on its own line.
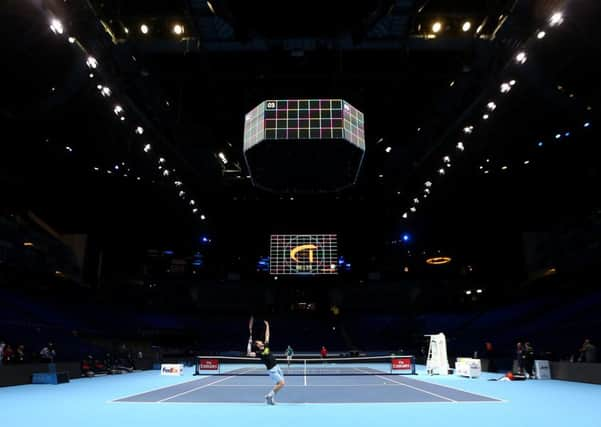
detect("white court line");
top-left (109, 399), bottom-right (504, 406)
top-left (111, 376), bottom-right (207, 402)
top-left (158, 369), bottom-right (255, 402)
top-left (354, 368), bottom-right (456, 402)
top-left (401, 374), bottom-right (506, 402)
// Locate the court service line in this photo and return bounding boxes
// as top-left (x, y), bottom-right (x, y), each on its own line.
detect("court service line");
top-left (354, 368), bottom-right (457, 403)
top-left (158, 369), bottom-right (255, 402)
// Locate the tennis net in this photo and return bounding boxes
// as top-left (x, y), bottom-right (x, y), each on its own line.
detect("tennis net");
top-left (194, 355), bottom-right (415, 376)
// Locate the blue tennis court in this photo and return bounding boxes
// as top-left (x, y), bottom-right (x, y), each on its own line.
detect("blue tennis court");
top-left (113, 367), bottom-right (502, 404)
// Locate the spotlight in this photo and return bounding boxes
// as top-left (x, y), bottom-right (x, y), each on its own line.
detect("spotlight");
top-left (537, 31), bottom-right (546, 39)
top-left (443, 156), bottom-right (450, 163)
top-left (537, 141), bottom-right (544, 147)
top-left (173, 24), bottom-right (184, 35)
top-left (113, 105), bottom-right (123, 115)
top-left (218, 152), bottom-right (228, 164)
top-left (179, 191), bottom-right (185, 197)
top-left (524, 160), bottom-right (530, 165)
top-left (456, 142), bottom-right (465, 151)
top-left (500, 83), bottom-right (511, 93)
top-left (135, 126), bottom-right (144, 135)
top-left (143, 144), bottom-right (152, 152)
top-left (174, 181), bottom-right (182, 187)
top-left (86, 56), bottom-right (98, 69)
top-left (159, 157), bottom-right (166, 163)
top-left (425, 181), bottom-right (432, 188)
top-left (190, 200), bottom-right (195, 206)
top-left (402, 212), bottom-right (408, 219)
top-left (509, 80), bottom-right (516, 86)
top-left (68, 37), bottom-right (76, 44)
top-left (501, 165), bottom-right (508, 170)
top-left (193, 208), bottom-right (199, 214)
top-left (584, 122), bottom-right (591, 128)
top-left (100, 86), bottom-right (111, 97)
top-left (466, 290), bottom-right (472, 295)
top-left (483, 114), bottom-right (489, 120)
top-left (549, 12), bottom-right (563, 27)
top-left (432, 21), bottom-right (442, 33)
top-left (462, 21), bottom-right (472, 32)
top-left (463, 126), bottom-right (474, 134)
top-left (50, 18), bottom-right (64, 35)
top-left (385, 146), bottom-right (392, 153)
top-left (140, 24), bottom-right (149, 34)
top-left (410, 207), bottom-right (416, 212)
top-left (438, 168), bottom-right (445, 175)
top-left (487, 101), bottom-right (497, 111)
top-left (402, 233), bottom-right (411, 242)
top-left (515, 52), bottom-right (527, 64)
top-left (200, 214), bottom-right (206, 220)
top-left (413, 198), bottom-right (419, 204)
top-left (163, 170), bottom-right (170, 177)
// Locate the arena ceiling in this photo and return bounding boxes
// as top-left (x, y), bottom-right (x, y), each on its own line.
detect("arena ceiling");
top-left (2, 0), bottom-right (600, 278)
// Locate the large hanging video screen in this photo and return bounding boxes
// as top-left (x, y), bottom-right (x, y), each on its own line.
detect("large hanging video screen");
top-left (269, 234), bottom-right (338, 275)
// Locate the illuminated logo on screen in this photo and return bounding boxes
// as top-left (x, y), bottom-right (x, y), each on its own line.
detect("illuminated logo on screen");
top-left (270, 235), bottom-right (338, 275)
top-left (290, 244), bottom-right (318, 263)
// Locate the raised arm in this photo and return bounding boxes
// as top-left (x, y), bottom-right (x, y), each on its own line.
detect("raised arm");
top-left (264, 320), bottom-right (270, 344)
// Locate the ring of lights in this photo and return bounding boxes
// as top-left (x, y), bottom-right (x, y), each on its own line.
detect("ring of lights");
top-left (426, 256), bottom-right (452, 265)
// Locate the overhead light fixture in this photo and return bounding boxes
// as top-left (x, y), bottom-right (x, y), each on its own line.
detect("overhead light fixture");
top-left (140, 24), bottom-right (149, 34)
top-left (509, 80), bottom-right (516, 86)
top-left (456, 142), bottom-right (465, 151)
top-left (200, 214), bottom-right (206, 220)
top-left (584, 122), bottom-right (591, 128)
top-left (68, 37), bottom-right (76, 44)
top-left (50, 18), bottom-right (64, 35)
top-left (476, 289), bottom-right (483, 294)
top-left (402, 212), bottom-right (408, 219)
top-left (424, 188), bottom-right (430, 194)
top-left (483, 114), bottom-right (489, 120)
top-left (179, 191), bottom-right (185, 197)
top-left (143, 144), bottom-right (152, 153)
top-left (378, 174), bottom-right (384, 178)
top-left (159, 157), bottom-right (166, 163)
top-left (135, 126), bottom-right (144, 135)
top-left (465, 290), bottom-right (472, 295)
top-left (410, 207), bottom-right (417, 213)
top-left (218, 152), bottom-right (228, 164)
top-left (163, 170), bottom-right (170, 176)
top-left (443, 156), bottom-right (450, 163)
top-left (501, 165), bottom-right (508, 170)
top-left (515, 51), bottom-right (527, 64)
top-left (65, 146), bottom-right (72, 152)
top-left (385, 146), bottom-right (392, 153)
top-left (432, 21), bottom-right (442, 33)
top-left (173, 24), bottom-right (184, 35)
top-left (426, 256), bottom-right (452, 265)
top-left (524, 160), bottom-right (530, 165)
top-left (207, 1), bottom-right (216, 14)
top-left (23, 242), bottom-right (34, 247)
top-left (190, 200), bottom-right (195, 206)
top-left (86, 56), bottom-right (98, 69)
top-left (462, 21), bottom-right (472, 32)
top-left (413, 198), bottom-right (419, 204)
top-left (100, 86), bottom-right (111, 97)
top-left (463, 126), bottom-right (474, 134)
top-left (192, 208), bottom-right (198, 213)
top-left (174, 181), bottom-right (182, 187)
top-left (438, 168), bottom-right (445, 175)
top-left (537, 31), bottom-right (546, 39)
top-left (549, 12), bottom-right (563, 27)
top-left (425, 181), bottom-right (432, 188)
top-left (487, 101), bottom-right (497, 111)
top-left (500, 83), bottom-right (512, 93)
top-left (113, 105), bottom-right (123, 115)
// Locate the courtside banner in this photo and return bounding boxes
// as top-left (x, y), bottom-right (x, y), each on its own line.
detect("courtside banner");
top-left (161, 364), bottom-right (184, 376)
top-left (198, 358), bottom-right (220, 370)
top-left (391, 357), bottom-right (414, 373)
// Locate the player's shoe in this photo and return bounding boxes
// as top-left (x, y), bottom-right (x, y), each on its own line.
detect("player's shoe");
top-left (265, 394), bottom-right (275, 405)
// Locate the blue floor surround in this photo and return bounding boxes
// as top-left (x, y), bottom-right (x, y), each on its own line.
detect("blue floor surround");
top-left (2, 366), bottom-right (600, 427)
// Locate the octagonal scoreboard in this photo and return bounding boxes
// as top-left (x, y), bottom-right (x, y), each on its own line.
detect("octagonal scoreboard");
top-left (243, 99), bottom-right (365, 193)
top-left (270, 234), bottom-right (338, 275)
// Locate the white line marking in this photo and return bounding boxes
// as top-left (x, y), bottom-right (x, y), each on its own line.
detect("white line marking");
top-left (109, 399), bottom-right (506, 406)
top-left (354, 368), bottom-right (456, 402)
top-left (158, 369), bottom-right (255, 402)
top-left (111, 377), bottom-right (207, 402)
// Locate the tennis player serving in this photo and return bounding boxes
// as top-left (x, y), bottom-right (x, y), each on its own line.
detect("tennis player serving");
top-left (254, 320), bottom-right (285, 405)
